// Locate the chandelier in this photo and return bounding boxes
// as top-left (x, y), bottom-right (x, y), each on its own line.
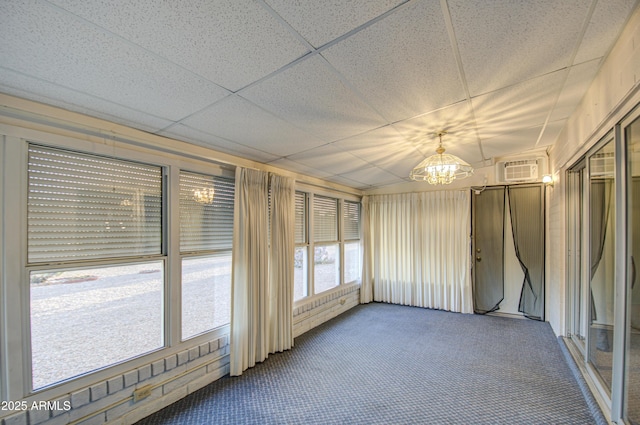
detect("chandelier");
top-left (410, 131), bottom-right (473, 184)
top-left (193, 187), bottom-right (215, 204)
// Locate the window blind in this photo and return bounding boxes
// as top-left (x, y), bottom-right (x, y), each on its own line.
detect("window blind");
top-left (313, 195), bottom-right (338, 242)
top-left (180, 171), bottom-right (234, 252)
top-left (343, 200), bottom-right (361, 240)
top-left (27, 145), bottom-right (162, 263)
top-left (295, 191), bottom-right (306, 244)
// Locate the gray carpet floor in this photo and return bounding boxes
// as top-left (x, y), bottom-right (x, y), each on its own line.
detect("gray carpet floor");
top-left (136, 303), bottom-right (600, 424)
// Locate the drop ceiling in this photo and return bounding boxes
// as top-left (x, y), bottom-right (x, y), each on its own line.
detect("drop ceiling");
top-left (0, 0), bottom-right (637, 190)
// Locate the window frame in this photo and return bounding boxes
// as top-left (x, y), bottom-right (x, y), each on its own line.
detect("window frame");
top-left (294, 188), bottom-right (362, 303)
top-left (3, 132), bottom-right (233, 400)
top-left (178, 169), bottom-right (235, 341)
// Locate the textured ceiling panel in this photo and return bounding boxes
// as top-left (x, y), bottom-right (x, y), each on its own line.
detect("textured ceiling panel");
top-left (471, 71), bottom-right (566, 141)
top-left (574, 0), bottom-right (638, 64)
top-left (391, 101), bottom-right (481, 161)
top-left (0, 69), bottom-right (173, 133)
top-left (449, 0), bottom-right (591, 96)
top-left (47, 0), bottom-right (309, 91)
top-left (159, 124), bottom-right (281, 163)
top-left (481, 125), bottom-right (545, 160)
top-left (267, 157), bottom-right (334, 179)
top-left (264, 0), bottom-right (406, 48)
top-left (241, 55), bottom-right (387, 142)
top-left (322, 0), bottom-right (464, 123)
top-left (0, 1), bottom-right (635, 190)
top-left (0, 1), bottom-right (230, 121)
top-left (180, 95), bottom-right (326, 157)
top-left (286, 143), bottom-right (370, 175)
top-left (550, 60), bottom-right (601, 123)
top-left (536, 119), bottom-right (567, 149)
top-left (338, 166), bottom-right (401, 188)
top-left (332, 126), bottom-right (419, 164)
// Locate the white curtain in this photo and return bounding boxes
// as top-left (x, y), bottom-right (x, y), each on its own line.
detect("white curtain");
top-left (268, 174), bottom-right (295, 353)
top-left (230, 168), bottom-right (295, 376)
top-left (363, 191), bottom-right (472, 313)
top-left (360, 196), bottom-right (373, 303)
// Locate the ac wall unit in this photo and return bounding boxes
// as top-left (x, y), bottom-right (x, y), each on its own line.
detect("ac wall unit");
top-left (495, 157), bottom-right (547, 183)
top-left (590, 152), bottom-right (614, 178)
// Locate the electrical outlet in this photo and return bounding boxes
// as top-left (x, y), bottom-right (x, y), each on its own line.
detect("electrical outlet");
top-left (133, 385), bottom-right (153, 402)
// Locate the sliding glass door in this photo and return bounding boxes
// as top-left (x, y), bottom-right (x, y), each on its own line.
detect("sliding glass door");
top-left (588, 137), bottom-right (616, 391)
top-left (567, 163), bottom-right (587, 351)
top-left (624, 112), bottom-right (640, 424)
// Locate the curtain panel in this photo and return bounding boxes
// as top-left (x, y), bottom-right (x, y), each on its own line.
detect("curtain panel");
top-left (363, 191), bottom-right (472, 313)
top-left (230, 168), bottom-right (295, 376)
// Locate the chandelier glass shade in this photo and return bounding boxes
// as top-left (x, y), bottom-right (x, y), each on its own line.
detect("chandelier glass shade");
top-left (410, 133), bottom-right (473, 184)
top-left (193, 187), bottom-right (215, 204)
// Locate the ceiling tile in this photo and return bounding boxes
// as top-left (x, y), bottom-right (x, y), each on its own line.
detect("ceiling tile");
top-left (449, 0), bottom-right (591, 96)
top-left (391, 101), bottom-right (482, 161)
top-left (47, 0), bottom-right (309, 91)
top-left (159, 124), bottom-right (280, 163)
top-left (550, 59), bottom-right (600, 122)
top-left (471, 71), bottom-right (566, 141)
top-left (481, 125), bottom-right (544, 160)
top-left (536, 119), bottom-right (566, 149)
top-left (574, 0), bottom-right (638, 64)
top-left (322, 0), bottom-right (464, 123)
top-left (331, 126), bottom-right (415, 163)
top-left (241, 55), bottom-right (387, 141)
top-left (266, 157), bottom-right (333, 180)
top-left (264, 0), bottom-right (406, 48)
top-left (0, 69), bottom-right (173, 133)
top-left (286, 143), bottom-right (370, 175)
top-left (180, 95), bottom-right (326, 157)
top-left (0, 1), bottom-right (230, 121)
top-left (338, 166), bottom-right (400, 188)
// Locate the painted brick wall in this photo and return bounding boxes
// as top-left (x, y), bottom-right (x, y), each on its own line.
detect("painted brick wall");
top-left (0, 284), bottom-right (361, 425)
top-left (0, 336), bottom-right (229, 425)
top-left (293, 284), bottom-right (361, 337)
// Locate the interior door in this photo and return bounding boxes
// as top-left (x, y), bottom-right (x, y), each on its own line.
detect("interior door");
top-left (472, 187), bottom-right (505, 314)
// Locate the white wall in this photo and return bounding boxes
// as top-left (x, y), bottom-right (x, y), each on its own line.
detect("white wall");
top-left (547, 5), bottom-right (640, 336)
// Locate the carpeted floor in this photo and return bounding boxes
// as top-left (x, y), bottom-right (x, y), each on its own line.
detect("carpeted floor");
top-left (136, 303), bottom-right (602, 424)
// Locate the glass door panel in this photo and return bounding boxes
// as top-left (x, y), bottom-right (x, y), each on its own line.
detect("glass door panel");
top-left (568, 166), bottom-right (588, 350)
top-left (588, 138), bottom-right (616, 391)
top-left (625, 114), bottom-right (640, 423)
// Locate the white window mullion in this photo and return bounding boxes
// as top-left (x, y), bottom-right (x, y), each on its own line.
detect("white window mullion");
top-left (4, 137), bottom-right (29, 400)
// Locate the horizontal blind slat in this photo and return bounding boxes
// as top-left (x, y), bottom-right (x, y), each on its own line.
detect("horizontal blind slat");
top-left (179, 171), bottom-right (235, 252)
top-left (313, 195), bottom-right (338, 242)
top-left (295, 191), bottom-right (306, 244)
top-left (27, 145), bottom-right (163, 263)
top-left (343, 200), bottom-right (361, 240)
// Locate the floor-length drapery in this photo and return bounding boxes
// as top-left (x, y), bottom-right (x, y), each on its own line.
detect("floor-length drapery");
top-left (230, 168), bottom-right (295, 376)
top-left (365, 191), bottom-right (472, 313)
top-left (508, 185), bottom-right (545, 321)
top-left (268, 174), bottom-right (295, 354)
top-left (360, 196), bottom-right (373, 304)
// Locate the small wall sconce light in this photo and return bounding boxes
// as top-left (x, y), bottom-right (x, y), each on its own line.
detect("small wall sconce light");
top-left (542, 174), bottom-right (554, 187)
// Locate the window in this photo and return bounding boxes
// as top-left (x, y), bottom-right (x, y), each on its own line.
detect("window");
top-left (179, 171), bottom-right (234, 339)
top-left (27, 145), bottom-right (164, 389)
top-left (294, 192), bottom-right (308, 301)
top-left (294, 192), bottom-right (362, 300)
top-left (313, 196), bottom-right (340, 294)
top-left (343, 200), bottom-right (361, 284)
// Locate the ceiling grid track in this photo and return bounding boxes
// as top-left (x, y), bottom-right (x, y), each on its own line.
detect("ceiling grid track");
top-left (439, 0), bottom-right (487, 163)
top-left (533, 0), bottom-right (598, 149)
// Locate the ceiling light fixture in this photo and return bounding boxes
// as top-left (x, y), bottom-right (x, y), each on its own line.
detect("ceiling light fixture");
top-left (410, 131), bottom-right (474, 184)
